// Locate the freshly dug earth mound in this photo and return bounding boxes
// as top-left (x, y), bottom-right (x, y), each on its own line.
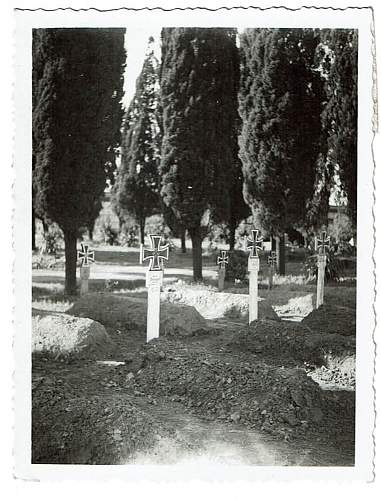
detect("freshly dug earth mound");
top-left (302, 304), bottom-right (356, 336)
top-left (162, 285), bottom-right (279, 321)
top-left (309, 354), bottom-right (356, 390)
top-left (228, 320), bottom-right (355, 390)
top-left (228, 320), bottom-right (355, 368)
top-left (273, 294), bottom-right (314, 321)
top-left (131, 339), bottom-right (354, 443)
top-left (68, 293), bottom-right (209, 337)
top-left (32, 310), bottom-right (115, 359)
top-left (32, 374), bottom-right (169, 464)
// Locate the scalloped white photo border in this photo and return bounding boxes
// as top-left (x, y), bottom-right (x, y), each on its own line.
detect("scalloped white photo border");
top-left (14, 5), bottom-right (375, 481)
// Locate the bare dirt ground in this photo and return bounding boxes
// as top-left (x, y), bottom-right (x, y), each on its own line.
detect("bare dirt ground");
top-left (32, 320), bottom-right (354, 466)
top-left (32, 246), bottom-right (356, 466)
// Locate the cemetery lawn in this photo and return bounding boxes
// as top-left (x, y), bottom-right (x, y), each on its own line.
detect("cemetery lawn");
top-left (32, 245), bottom-right (356, 466)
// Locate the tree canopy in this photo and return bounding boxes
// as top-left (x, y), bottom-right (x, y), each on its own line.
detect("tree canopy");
top-left (160, 27), bottom-right (240, 280)
top-left (113, 37), bottom-right (160, 244)
top-left (319, 29), bottom-right (358, 225)
top-left (33, 28), bottom-right (125, 293)
top-left (239, 28), bottom-right (327, 237)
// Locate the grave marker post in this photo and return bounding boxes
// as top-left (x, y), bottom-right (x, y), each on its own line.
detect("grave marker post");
top-left (77, 243), bottom-right (95, 295)
top-left (246, 229), bottom-right (263, 323)
top-left (267, 251), bottom-right (277, 290)
top-left (315, 231), bottom-right (330, 308)
top-left (217, 250), bottom-right (229, 291)
top-left (140, 234), bottom-right (169, 342)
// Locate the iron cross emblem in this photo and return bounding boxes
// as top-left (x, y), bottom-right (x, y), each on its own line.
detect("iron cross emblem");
top-left (140, 234), bottom-right (169, 271)
top-left (246, 229), bottom-right (263, 258)
top-left (315, 231), bottom-right (330, 255)
top-left (268, 251), bottom-right (277, 268)
top-left (77, 243), bottom-right (95, 267)
top-left (217, 250), bottom-right (229, 269)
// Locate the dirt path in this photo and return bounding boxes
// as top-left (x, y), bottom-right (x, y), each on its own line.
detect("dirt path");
top-left (129, 395), bottom-right (353, 466)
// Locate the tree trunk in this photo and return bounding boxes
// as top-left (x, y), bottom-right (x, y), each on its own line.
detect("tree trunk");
top-left (279, 233), bottom-right (286, 275)
top-left (189, 227), bottom-right (203, 282)
top-left (180, 228), bottom-right (186, 253)
top-left (32, 209), bottom-right (36, 251)
top-left (42, 219), bottom-right (48, 237)
top-left (228, 217), bottom-right (236, 251)
top-left (139, 218), bottom-right (145, 245)
top-left (276, 237), bottom-right (280, 272)
top-left (271, 236), bottom-right (276, 252)
top-left (64, 229), bottom-right (77, 295)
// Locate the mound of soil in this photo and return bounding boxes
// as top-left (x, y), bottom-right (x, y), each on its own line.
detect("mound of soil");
top-left (273, 294), bottom-right (314, 321)
top-left (68, 293), bottom-right (209, 337)
top-left (162, 285), bottom-right (279, 321)
top-left (302, 304), bottom-right (356, 336)
top-left (131, 338), bottom-right (354, 443)
top-left (227, 320), bottom-right (355, 368)
top-left (32, 374), bottom-right (170, 464)
top-left (324, 287), bottom-right (356, 310)
top-left (309, 354), bottom-right (356, 390)
top-left (32, 310), bottom-right (115, 359)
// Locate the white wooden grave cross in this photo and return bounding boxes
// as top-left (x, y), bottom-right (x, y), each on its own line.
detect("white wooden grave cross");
top-left (217, 250), bottom-right (229, 291)
top-left (245, 229), bottom-right (263, 323)
top-left (77, 243), bottom-right (95, 295)
top-left (267, 250), bottom-right (277, 290)
top-left (140, 234), bottom-right (169, 342)
top-left (315, 230), bottom-right (330, 308)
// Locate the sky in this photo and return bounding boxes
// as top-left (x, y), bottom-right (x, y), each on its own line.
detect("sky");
top-left (123, 27), bottom-right (243, 107)
top-left (123, 27), bottom-right (161, 107)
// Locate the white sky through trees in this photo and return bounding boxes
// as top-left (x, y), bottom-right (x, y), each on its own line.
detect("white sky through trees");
top-left (123, 27), bottom-right (161, 107)
top-left (123, 27), bottom-right (241, 107)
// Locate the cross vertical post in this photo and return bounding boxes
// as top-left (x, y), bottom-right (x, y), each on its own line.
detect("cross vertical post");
top-left (77, 243), bottom-right (95, 295)
top-left (140, 234), bottom-right (169, 342)
top-left (245, 229), bottom-right (263, 323)
top-left (315, 231), bottom-right (330, 308)
top-left (268, 250), bottom-right (277, 290)
top-left (217, 250), bottom-right (229, 292)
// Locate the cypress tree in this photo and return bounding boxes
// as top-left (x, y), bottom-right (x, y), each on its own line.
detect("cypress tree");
top-left (33, 28), bottom-right (125, 293)
top-left (113, 37), bottom-right (160, 244)
top-left (228, 157), bottom-right (250, 251)
top-left (319, 29), bottom-right (358, 225)
top-left (160, 28), bottom-right (239, 281)
top-left (239, 28), bottom-right (326, 273)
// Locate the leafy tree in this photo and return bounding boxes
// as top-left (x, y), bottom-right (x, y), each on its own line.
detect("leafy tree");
top-left (33, 28), bottom-right (125, 293)
top-left (160, 28), bottom-right (239, 280)
top-left (239, 28), bottom-right (326, 273)
top-left (318, 29), bottom-right (358, 225)
top-left (113, 37), bottom-right (161, 244)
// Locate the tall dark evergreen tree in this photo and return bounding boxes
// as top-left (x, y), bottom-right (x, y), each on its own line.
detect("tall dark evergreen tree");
top-left (113, 38), bottom-right (161, 244)
top-left (160, 28), bottom-right (239, 281)
top-left (33, 28), bottom-right (125, 293)
top-left (239, 28), bottom-right (326, 273)
top-left (228, 156), bottom-right (250, 251)
top-left (319, 29), bottom-right (358, 225)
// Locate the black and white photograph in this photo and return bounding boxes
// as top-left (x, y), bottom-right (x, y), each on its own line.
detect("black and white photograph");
top-left (13, 4), bottom-right (375, 481)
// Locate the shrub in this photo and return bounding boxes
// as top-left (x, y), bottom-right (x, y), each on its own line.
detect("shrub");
top-left (206, 223), bottom-right (229, 249)
top-left (119, 222), bottom-right (139, 247)
top-left (145, 214), bottom-right (171, 238)
top-left (40, 223), bottom-right (63, 255)
top-left (100, 219), bottom-right (119, 246)
top-left (225, 250), bottom-right (248, 282)
top-left (303, 249), bottom-right (346, 283)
